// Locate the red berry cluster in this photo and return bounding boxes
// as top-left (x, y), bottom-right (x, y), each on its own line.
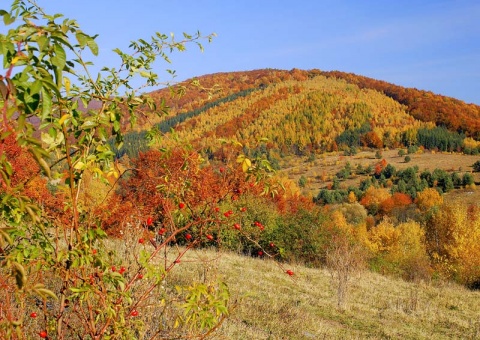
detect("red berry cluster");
top-left (223, 210), bottom-right (233, 218)
top-left (112, 266), bottom-right (126, 274)
top-left (254, 221), bottom-right (265, 230)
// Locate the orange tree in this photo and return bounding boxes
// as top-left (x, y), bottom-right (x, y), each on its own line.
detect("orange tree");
top-left (0, 1), bottom-right (276, 339)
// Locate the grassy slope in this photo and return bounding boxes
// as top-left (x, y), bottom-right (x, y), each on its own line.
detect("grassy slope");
top-left (280, 149), bottom-right (480, 202)
top-left (169, 249), bottom-right (480, 340)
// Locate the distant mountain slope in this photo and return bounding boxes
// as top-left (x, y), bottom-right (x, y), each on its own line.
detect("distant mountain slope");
top-left (320, 70), bottom-right (480, 138)
top-left (118, 69), bottom-right (480, 158)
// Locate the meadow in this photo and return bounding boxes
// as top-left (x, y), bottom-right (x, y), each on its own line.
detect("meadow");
top-left (166, 248), bottom-right (480, 339)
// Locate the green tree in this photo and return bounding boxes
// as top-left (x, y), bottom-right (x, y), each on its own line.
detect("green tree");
top-left (473, 160), bottom-right (480, 172)
top-left (298, 175), bottom-right (307, 188)
top-left (0, 1), bottom-right (240, 339)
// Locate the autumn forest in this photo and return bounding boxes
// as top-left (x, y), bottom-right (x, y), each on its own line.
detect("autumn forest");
top-left (1, 5), bottom-right (480, 336)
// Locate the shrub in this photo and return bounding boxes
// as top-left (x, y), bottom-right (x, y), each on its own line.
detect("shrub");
top-left (298, 175), bottom-right (307, 188)
top-left (473, 160), bottom-right (480, 172)
top-left (0, 2), bottom-right (265, 338)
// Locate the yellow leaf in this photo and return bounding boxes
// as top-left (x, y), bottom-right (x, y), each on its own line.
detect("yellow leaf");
top-left (58, 113), bottom-right (70, 126)
top-left (242, 158), bottom-right (251, 172)
top-left (73, 161), bottom-right (85, 170)
top-left (63, 77), bottom-right (71, 95)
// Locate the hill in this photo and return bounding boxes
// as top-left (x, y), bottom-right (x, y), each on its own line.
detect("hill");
top-left (117, 69), bottom-right (480, 160)
top-left (320, 70), bottom-right (480, 138)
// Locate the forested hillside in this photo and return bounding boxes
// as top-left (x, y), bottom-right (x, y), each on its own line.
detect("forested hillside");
top-left (320, 70), bottom-right (480, 138)
top-left (117, 69), bottom-right (480, 159)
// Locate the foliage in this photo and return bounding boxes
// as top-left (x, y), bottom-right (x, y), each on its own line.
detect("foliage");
top-left (321, 70), bottom-right (480, 139)
top-left (298, 174), bottom-right (307, 188)
top-left (473, 160), bottom-right (480, 172)
top-left (0, 1), bottom-right (262, 338)
top-left (426, 203), bottom-right (480, 286)
top-left (416, 126), bottom-right (465, 152)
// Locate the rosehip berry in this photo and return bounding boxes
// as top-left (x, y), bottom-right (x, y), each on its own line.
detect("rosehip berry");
top-left (174, 259), bottom-right (181, 264)
top-left (39, 330), bottom-right (47, 338)
top-left (286, 269), bottom-right (294, 276)
top-left (269, 242), bottom-right (275, 248)
top-left (92, 249), bottom-right (97, 255)
top-left (254, 221), bottom-right (265, 230)
top-left (258, 251), bottom-right (263, 256)
top-left (130, 309), bottom-right (139, 317)
top-left (185, 233), bottom-right (192, 241)
top-left (206, 234), bottom-right (214, 240)
top-left (158, 227), bottom-right (166, 235)
top-left (240, 207), bottom-right (247, 212)
top-left (138, 238), bottom-right (145, 244)
top-left (219, 167), bottom-right (225, 173)
top-left (111, 266), bottom-right (116, 272)
top-left (30, 312), bottom-right (37, 318)
top-left (119, 267), bottom-right (126, 274)
top-left (137, 274), bottom-right (143, 279)
top-left (233, 223), bottom-right (241, 230)
top-left (214, 207), bottom-right (220, 213)
top-left (179, 202), bottom-right (185, 209)
top-left (146, 217), bottom-right (153, 226)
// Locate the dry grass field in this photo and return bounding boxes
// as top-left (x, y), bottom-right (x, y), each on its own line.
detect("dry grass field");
top-left (168, 249), bottom-right (480, 340)
top-left (280, 149), bottom-right (480, 203)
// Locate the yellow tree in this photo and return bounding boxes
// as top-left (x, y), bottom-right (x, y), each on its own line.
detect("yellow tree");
top-left (415, 187), bottom-right (443, 212)
top-left (427, 203), bottom-right (480, 286)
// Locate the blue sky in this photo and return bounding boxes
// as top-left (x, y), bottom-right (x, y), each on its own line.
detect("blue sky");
top-left (19, 1), bottom-right (480, 104)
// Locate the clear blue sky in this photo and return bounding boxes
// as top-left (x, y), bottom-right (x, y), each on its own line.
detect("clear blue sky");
top-left (19, 1), bottom-right (480, 104)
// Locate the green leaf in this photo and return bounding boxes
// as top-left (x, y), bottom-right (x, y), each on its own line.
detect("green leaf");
top-left (41, 87), bottom-right (52, 120)
top-left (34, 288), bottom-right (58, 300)
top-left (75, 32), bottom-right (87, 47)
top-left (12, 262), bottom-right (27, 289)
top-left (36, 35), bottom-right (48, 52)
top-left (52, 44), bottom-right (67, 70)
top-left (3, 13), bottom-right (14, 25)
top-left (87, 38), bottom-right (98, 56)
